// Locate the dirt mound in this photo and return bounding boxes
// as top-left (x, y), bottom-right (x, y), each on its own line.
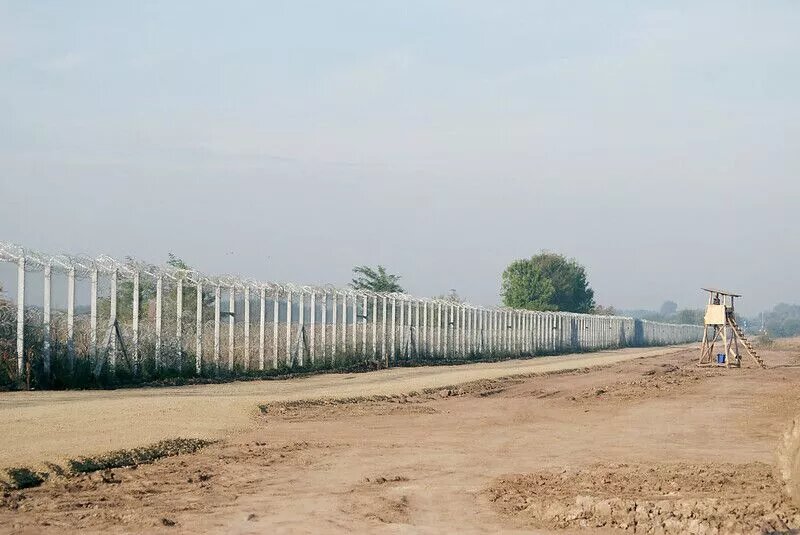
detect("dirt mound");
top-left (574, 363), bottom-right (709, 402)
top-left (779, 418), bottom-right (800, 508)
top-left (486, 462), bottom-right (800, 534)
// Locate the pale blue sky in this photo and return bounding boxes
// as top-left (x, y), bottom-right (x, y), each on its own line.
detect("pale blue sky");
top-left (1, 1), bottom-right (798, 314)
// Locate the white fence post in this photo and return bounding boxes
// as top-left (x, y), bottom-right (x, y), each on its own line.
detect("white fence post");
top-left (214, 285), bottom-right (221, 370)
top-left (361, 294), bottom-right (367, 356)
top-left (407, 299), bottom-right (413, 358)
top-left (298, 291), bottom-right (305, 366)
top-left (437, 302), bottom-right (443, 356)
top-left (243, 286), bottom-right (251, 371)
top-left (259, 287), bottom-right (265, 371)
top-left (331, 292), bottom-right (338, 360)
top-left (391, 296), bottom-right (397, 360)
top-left (132, 271), bottom-right (139, 372)
top-left (196, 281), bottom-right (203, 374)
top-left (340, 293), bottom-right (347, 355)
top-left (175, 276), bottom-right (182, 370)
top-left (381, 295), bottom-right (388, 365)
top-left (372, 295), bottom-right (378, 359)
top-left (42, 263), bottom-right (51, 377)
top-left (286, 290), bottom-right (292, 366)
top-left (415, 300), bottom-right (421, 358)
top-left (309, 291), bottom-right (316, 364)
top-left (155, 275), bottom-right (163, 368)
top-left (455, 304), bottom-right (461, 356)
top-left (351, 293), bottom-right (357, 354)
top-left (67, 265), bottom-right (75, 370)
top-left (272, 288), bottom-right (279, 369)
top-left (399, 297), bottom-right (405, 358)
top-left (90, 267), bottom-right (98, 360)
top-left (109, 268), bottom-right (117, 370)
top-left (228, 287), bottom-right (235, 370)
top-left (422, 301), bottom-right (428, 355)
top-left (16, 256), bottom-right (25, 375)
top-left (321, 291), bottom-right (327, 362)
top-left (448, 304), bottom-right (454, 357)
top-left (488, 310), bottom-right (494, 354)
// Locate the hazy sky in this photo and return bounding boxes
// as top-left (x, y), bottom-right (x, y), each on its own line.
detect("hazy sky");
top-left (1, 1), bottom-right (798, 314)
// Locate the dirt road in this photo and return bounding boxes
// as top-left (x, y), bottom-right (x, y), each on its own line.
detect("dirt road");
top-left (1, 346), bottom-right (686, 470)
top-left (3, 341), bottom-right (800, 534)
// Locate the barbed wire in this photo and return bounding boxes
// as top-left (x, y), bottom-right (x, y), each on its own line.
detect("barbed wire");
top-left (0, 240), bottom-right (703, 328)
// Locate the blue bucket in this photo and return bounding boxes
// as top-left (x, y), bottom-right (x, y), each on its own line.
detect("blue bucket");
top-left (716, 353), bottom-right (725, 364)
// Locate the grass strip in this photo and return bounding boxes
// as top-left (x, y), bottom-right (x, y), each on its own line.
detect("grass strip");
top-left (3, 437), bottom-right (214, 490)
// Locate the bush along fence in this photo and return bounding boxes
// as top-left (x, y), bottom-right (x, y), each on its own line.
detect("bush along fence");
top-left (0, 242), bottom-right (704, 389)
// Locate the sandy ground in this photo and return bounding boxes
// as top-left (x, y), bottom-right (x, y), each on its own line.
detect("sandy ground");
top-left (0, 346), bottom-right (685, 470)
top-left (2, 341), bottom-right (800, 534)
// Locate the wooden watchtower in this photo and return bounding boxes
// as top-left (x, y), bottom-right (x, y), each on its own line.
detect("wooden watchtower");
top-left (698, 288), bottom-right (764, 368)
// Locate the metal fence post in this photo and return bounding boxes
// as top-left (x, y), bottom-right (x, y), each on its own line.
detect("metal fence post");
top-left (196, 281), bottom-right (203, 374)
top-left (391, 296), bottom-right (397, 360)
top-left (309, 291), bottom-right (316, 364)
top-left (132, 271), bottom-right (139, 372)
top-left (155, 275), bottom-right (163, 369)
top-left (331, 292), bottom-right (338, 360)
top-left (90, 267), bottom-right (98, 361)
top-left (372, 294), bottom-right (378, 359)
top-left (381, 295), bottom-right (388, 366)
top-left (244, 286), bottom-right (251, 370)
top-left (109, 268), bottom-right (117, 370)
top-left (259, 287), bottom-right (265, 371)
top-left (272, 288), bottom-right (279, 369)
top-left (214, 285), bottom-right (221, 371)
top-left (42, 263), bottom-right (51, 377)
top-left (286, 290), bottom-right (292, 366)
top-left (228, 287), bottom-right (235, 370)
top-left (175, 276), bottom-right (182, 370)
top-left (351, 293), bottom-right (357, 354)
top-left (321, 291), bottom-right (327, 362)
top-left (415, 299), bottom-right (420, 359)
top-left (67, 265), bottom-right (75, 370)
top-left (361, 294), bottom-right (367, 355)
top-left (340, 293), bottom-right (347, 355)
top-left (16, 256), bottom-right (25, 376)
top-left (298, 291), bottom-right (305, 366)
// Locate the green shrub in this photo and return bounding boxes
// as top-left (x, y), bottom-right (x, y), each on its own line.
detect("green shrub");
top-left (5, 467), bottom-right (47, 489)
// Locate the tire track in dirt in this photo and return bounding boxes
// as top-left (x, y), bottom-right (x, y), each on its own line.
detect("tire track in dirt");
top-left (1, 345), bottom-right (692, 469)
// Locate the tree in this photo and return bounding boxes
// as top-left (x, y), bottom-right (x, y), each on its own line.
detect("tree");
top-left (758, 303), bottom-right (800, 338)
top-left (167, 252), bottom-right (190, 270)
top-left (434, 289), bottom-right (463, 303)
top-left (350, 265), bottom-right (404, 293)
top-left (660, 300), bottom-right (678, 316)
top-left (98, 253), bottom-right (213, 323)
top-left (673, 309), bottom-right (703, 325)
top-left (592, 304), bottom-right (617, 316)
top-left (501, 253), bottom-right (595, 313)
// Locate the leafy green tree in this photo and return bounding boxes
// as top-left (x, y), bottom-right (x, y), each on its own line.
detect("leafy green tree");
top-left (350, 265), bottom-right (404, 293)
top-left (501, 253), bottom-right (595, 313)
top-left (166, 252), bottom-right (190, 271)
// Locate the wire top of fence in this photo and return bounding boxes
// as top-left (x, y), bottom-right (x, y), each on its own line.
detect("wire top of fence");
top-left (0, 241), bottom-right (698, 327)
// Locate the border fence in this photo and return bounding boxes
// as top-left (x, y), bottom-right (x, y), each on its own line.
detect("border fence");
top-left (0, 242), bottom-right (703, 389)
